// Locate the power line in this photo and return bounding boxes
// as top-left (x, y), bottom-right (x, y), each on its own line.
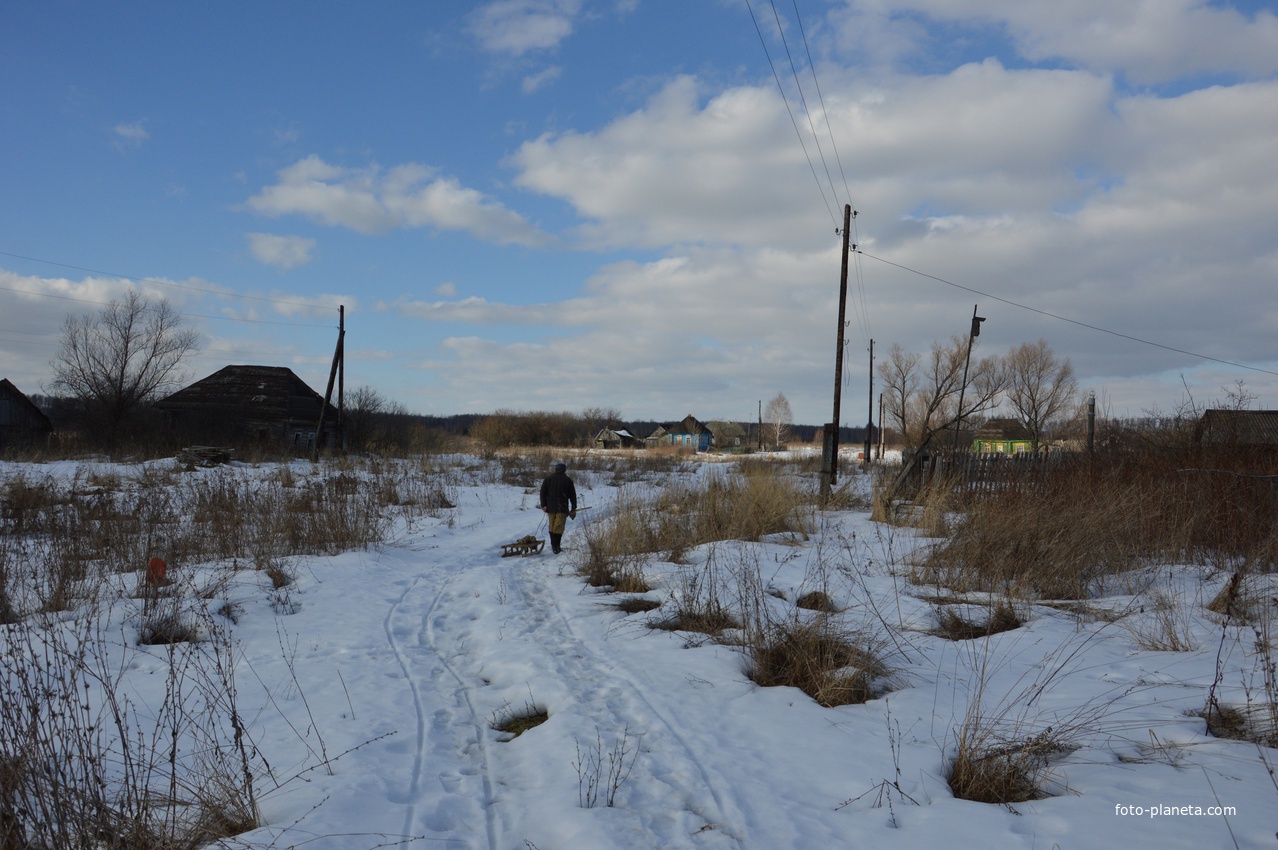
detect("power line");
top-left (789, 0), bottom-right (854, 209)
top-left (858, 249), bottom-right (1278, 378)
top-left (766, 0), bottom-right (842, 214)
top-left (744, 0), bottom-right (838, 226)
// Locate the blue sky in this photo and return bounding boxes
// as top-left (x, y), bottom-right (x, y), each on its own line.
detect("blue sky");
top-left (3, 1), bottom-right (1277, 426)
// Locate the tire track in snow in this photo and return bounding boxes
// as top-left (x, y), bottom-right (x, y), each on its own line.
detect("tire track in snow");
top-left (504, 558), bottom-right (751, 848)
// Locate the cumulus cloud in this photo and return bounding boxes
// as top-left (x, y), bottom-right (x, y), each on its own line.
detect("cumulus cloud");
top-left (245, 155), bottom-right (551, 247)
top-left (477, 37), bottom-right (1278, 418)
top-left (850, 0), bottom-right (1278, 84)
top-left (511, 64), bottom-right (1116, 250)
top-left (470, 0), bottom-right (583, 56)
top-left (247, 233), bottom-right (316, 269)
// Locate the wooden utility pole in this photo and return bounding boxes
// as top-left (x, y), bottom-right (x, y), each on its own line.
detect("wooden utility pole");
top-left (951, 304), bottom-right (984, 452)
top-left (822, 204), bottom-right (853, 497)
top-left (314, 305), bottom-right (345, 460)
top-left (863, 338), bottom-right (874, 466)
top-left (338, 304), bottom-right (345, 450)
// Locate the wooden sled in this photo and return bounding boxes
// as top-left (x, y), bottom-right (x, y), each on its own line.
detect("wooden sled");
top-left (501, 535), bottom-right (545, 557)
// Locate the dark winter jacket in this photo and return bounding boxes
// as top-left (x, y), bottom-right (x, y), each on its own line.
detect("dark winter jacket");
top-left (539, 471), bottom-right (577, 514)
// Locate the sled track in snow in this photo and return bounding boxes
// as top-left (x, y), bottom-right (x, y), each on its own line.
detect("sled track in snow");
top-left (503, 558), bottom-right (751, 849)
top-left (384, 569), bottom-right (501, 850)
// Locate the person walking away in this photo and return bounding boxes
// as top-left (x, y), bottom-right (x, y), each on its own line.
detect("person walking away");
top-left (539, 460), bottom-right (577, 554)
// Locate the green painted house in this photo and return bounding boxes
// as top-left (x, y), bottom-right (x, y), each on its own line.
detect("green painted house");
top-left (971, 418), bottom-right (1034, 454)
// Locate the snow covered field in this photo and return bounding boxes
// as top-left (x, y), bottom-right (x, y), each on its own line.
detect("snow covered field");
top-left (1, 454), bottom-right (1274, 849)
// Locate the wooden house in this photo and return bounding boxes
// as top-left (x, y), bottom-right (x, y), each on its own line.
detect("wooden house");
top-left (0, 379), bottom-right (53, 448)
top-left (971, 417), bottom-right (1034, 454)
top-left (647, 414), bottom-right (714, 451)
top-left (1196, 409), bottom-right (1278, 448)
top-left (707, 420), bottom-right (747, 448)
top-left (157, 365), bottom-right (341, 451)
top-left (594, 426), bottom-right (641, 449)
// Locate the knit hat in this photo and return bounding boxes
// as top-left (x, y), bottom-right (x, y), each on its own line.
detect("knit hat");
top-left (554, 460), bottom-right (567, 472)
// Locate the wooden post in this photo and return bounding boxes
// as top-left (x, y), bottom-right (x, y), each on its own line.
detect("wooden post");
top-left (314, 305), bottom-right (345, 460)
top-left (864, 338), bottom-right (874, 466)
top-left (829, 204), bottom-right (852, 487)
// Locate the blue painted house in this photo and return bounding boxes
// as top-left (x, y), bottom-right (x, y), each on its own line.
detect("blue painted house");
top-left (648, 414), bottom-right (714, 451)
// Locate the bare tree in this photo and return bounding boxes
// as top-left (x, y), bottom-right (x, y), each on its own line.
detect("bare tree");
top-left (345, 385), bottom-right (409, 452)
top-left (49, 292), bottom-right (198, 444)
top-left (582, 406), bottom-right (623, 443)
top-left (763, 392), bottom-right (793, 448)
top-left (877, 343), bottom-right (921, 448)
top-left (1004, 339), bottom-right (1077, 450)
top-left (877, 336), bottom-right (1006, 451)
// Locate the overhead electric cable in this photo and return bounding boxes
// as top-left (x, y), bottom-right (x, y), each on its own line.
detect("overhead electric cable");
top-left (789, 0), bottom-right (854, 209)
top-left (766, 0), bottom-right (842, 213)
top-left (859, 249), bottom-right (1278, 378)
top-left (744, 0), bottom-right (838, 226)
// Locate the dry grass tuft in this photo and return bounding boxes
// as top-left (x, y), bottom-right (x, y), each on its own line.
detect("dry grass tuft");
top-left (1200, 704), bottom-right (1278, 749)
top-left (494, 705), bottom-right (550, 740)
top-left (948, 724), bottom-right (1069, 804)
top-left (933, 602), bottom-right (1023, 641)
top-left (747, 617), bottom-right (887, 707)
top-left (614, 597), bottom-right (662, 615)
top-left (795, 590), bottom-right (838, 613)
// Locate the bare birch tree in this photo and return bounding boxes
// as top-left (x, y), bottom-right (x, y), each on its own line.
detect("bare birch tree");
top-left (763, 392), bottom-right (793, 448)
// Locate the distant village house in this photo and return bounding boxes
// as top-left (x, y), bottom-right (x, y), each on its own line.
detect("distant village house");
top-left (971, 418), bottom-right (1034, 454)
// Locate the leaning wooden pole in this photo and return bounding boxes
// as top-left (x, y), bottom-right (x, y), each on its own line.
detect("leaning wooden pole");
top-left (314, 305), bottom-right (345, 460)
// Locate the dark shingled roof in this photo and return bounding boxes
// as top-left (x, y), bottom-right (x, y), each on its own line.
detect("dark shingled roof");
top-left (157, 365), bottom-right (337, 427)
top-left (1197, 409), bottom-right (1278, 446)
top-left (973, 417), bottom-right (1032, 442)
top-left (0, 378), bottom-right (53, 433)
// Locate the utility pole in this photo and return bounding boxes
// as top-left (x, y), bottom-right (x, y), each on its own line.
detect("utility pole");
top-left (338, 304), bottom-right (345, 450)
top-left (863, 338), bottom-right (874, 466)
top-left (951, 304), bottom-right (985, 452)
top-left (822, 204), bottom-right (853, 497)
top-left (877, 392), bottom-right (885, 459)
top-left (1087, 391), bottom-right (1096, 454)
top-left (315, 304), bottom-right (345, 460)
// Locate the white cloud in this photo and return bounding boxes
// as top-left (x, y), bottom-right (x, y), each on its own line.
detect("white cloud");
top-left (465, 51), bottom-right (1278, 420)
top-left (247, 233), bottom-right (316, 269)
top-left (522, 65), bottom-right (563, 93)
top-left (849, 0), bottom-right (1278, 84)
top-left (245, 155), bottom-right (552, 247)
top-left (112, 121), bottom-right (149, 149)
top-left (470, 0), bottom-right (583, 56)
top-left (434, 282), bottom-right (458, 297)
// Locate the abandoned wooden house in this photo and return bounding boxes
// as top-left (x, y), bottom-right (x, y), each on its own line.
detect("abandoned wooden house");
top-left (156, 365), bottom-right (341, 451)
top-left (594, 426), bottom-right (641, 449)
top-left (0, 378), bottom-right (53, 449)
top-left (1196, 409), bottom-right (1278, 449)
